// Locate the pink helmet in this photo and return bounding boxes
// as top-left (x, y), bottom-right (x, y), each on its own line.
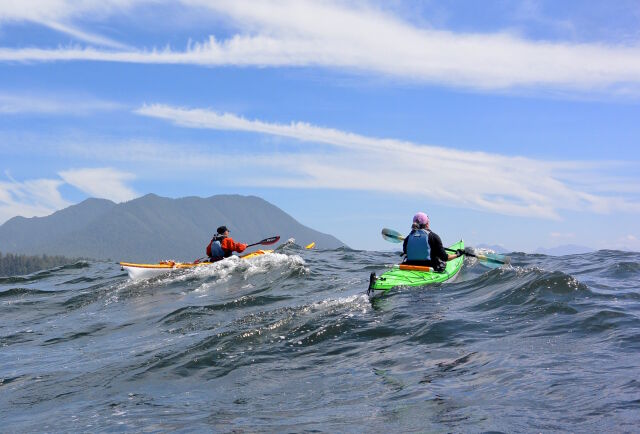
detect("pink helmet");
top-left (413, 212), bottom-right (429, 226)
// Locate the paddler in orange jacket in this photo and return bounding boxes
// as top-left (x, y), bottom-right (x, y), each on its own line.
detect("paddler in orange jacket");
top-left (206, 226), bottom-right (247, 262)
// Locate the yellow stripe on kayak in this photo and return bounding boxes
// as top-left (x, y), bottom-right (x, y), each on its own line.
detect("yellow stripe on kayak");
top-left (119, 250), bottom-right (273, 269)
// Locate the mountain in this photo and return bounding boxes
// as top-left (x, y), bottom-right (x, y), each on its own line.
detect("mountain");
top-left (0, 198), bottom-right (116, 253)
top-left (0, 194), bottom-right (346, 261)
top-left (534, 244), bottom-right (595, 256)
top-left (476, 243), bottom-right (510, 254)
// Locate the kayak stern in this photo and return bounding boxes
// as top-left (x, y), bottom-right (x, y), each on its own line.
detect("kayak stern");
top-left (368, 240), bottom-right (465, 296)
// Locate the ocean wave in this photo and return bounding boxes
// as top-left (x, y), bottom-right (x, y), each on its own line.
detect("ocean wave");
top-left (454, 267), bottom-right (589, 311)
top-left (0, 287), bottom-right (59, 297)
top-left (2, 249), bottom-right (639, 432)
top-left (0, 261), bottom-right (91, 283)
top-left (132, 293), bottom-right (371, 381)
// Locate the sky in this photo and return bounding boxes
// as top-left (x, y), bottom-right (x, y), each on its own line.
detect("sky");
top-left (0, 0), bottom-right (639, 253)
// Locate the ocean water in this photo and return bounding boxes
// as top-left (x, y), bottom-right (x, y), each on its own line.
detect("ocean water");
top-left (1, 244), bottom-right (639, 432)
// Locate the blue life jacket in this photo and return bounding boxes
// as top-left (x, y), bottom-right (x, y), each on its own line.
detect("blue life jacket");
top-left (406, 229), bottom-right (430, 261)
top-left (207, 238), bottom-right (225, 259)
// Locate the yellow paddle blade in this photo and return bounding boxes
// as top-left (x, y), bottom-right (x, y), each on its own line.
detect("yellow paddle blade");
top-left (305, 242), bottom-right (316, 249)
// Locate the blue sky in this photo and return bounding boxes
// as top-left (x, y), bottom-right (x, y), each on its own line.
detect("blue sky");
top-left (0, 0), bottom-right (639, 252)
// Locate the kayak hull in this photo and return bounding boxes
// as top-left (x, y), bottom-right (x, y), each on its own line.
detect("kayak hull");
top-left (120, 250), bottom-right (273, 280)
top-left (368, 240), bottom-right (464, 297)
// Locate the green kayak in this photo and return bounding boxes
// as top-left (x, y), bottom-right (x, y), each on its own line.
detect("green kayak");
top-left (368, 240), bottom-right (465, 297)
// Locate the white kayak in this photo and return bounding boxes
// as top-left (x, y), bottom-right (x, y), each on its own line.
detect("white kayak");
top-left (119, 250), bottom-right (273, 280)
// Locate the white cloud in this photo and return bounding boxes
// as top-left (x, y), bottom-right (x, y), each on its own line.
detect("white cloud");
top-left (42, 20), bottom-right (133, 50)
top-left (0, 167), bottom-right (138, 224)
top-left (59, 167), bottom-right (138, 203)
top-left (0, 0), bottom-right (137, 22)
top-left (0, 93), bottom-right (123, 115)
top-left (1, 1), bottom-right (640, 92)
top-left (612, 234), bottom-right (640, 252)
top-left (0, 0), bottom-right (140, 49)
top-left (135, 103), bottom-right (640, 219)
top-left (0, 175), bottom-right (72, 223)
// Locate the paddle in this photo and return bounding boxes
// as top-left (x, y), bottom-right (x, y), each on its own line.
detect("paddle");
top-left (246, 235), bottom-right (281, 248)
top-left (381, 228), bottom-right (405, 243)
top-left (381, 228), bottom-right (510, 267)
top-left (446, 247), bottom-right (509, 268)
top-left (194, 235), bottom-right (281, 263)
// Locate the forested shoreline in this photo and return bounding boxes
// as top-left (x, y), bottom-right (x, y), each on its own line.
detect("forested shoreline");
top-left (0, 252), bottom-right (82, 276)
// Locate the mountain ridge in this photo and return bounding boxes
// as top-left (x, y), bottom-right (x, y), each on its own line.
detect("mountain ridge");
top-left (534, 244), bottom-right (596, 256)
top-left (0, 194), bottom-right (346, 261)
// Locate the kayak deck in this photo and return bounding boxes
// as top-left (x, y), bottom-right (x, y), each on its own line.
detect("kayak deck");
top-left (368, 240), bottom-right (464, 297)
top-left (120, 249), bottom-right (273, 280)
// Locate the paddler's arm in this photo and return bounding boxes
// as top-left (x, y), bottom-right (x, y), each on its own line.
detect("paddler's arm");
top-left (429, 232), bottom-right (460, 261)
top-left (221, 237), bottom-right (247, 254)
top-left (445, 245), bottom-right (464, 261)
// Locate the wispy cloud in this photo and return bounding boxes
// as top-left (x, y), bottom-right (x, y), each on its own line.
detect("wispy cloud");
top-left (0, 0), bottom-right (138, 23)
top-left (612, 234), bottom-right (640, 252)
top-left (0, 173), bottom-right (72, 223)
top-left (1, 1), bottom-right (640, 93)
top-left (135, 103), bottom-right (640, 219)
top-left (42, 20), bottom-right (133, 50)
top-left (0, 167), bottom-right (138, 224)
top-left (0, 93), bottom-right (123, 115)
top-left (0, 0), bottom-right (137, 49)
top-left (59, 167), bottom-right (138, 203)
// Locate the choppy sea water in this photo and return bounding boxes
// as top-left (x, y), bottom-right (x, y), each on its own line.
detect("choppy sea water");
top-left (1, 244), bottom-right (639, 432)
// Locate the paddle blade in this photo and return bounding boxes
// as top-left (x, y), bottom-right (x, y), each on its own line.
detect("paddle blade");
top-left (259, 236), bottom-right (280, 246)
top-left (381, 228), bottom-right (405, 243)
top-left (247, 236), bottom-right (280, 247)
top-left (467, 247), bottom-right (510, 268)
top-left (305, 242), bottom-right (316, 249)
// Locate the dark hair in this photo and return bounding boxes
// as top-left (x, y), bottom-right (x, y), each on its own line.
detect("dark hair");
top-left (217, 225), bottom-right (229, 235)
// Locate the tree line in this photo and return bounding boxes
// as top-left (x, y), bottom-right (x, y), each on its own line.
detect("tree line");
top-left (0, 252), bottom-right (81, 277)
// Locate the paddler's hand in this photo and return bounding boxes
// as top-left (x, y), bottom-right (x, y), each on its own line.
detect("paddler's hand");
top-left (456, 249), bottom-right (465, 257)
top-left (238, 243), bottom-right (247, 253)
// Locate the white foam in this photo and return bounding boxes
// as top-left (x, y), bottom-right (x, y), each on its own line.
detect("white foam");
top-left (110, 253), bottom-right (309, 302)
top-left (190, 252), bottom-right (307, 292)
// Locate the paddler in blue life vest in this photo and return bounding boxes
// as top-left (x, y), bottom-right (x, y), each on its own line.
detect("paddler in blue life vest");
top-left (402, 212), bottom-right (464, 271)
top-left (206, 226), bottom-right (247, 262)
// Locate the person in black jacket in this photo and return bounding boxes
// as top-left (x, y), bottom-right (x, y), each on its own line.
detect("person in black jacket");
top-left (402, 212), bottom-right (463, 271)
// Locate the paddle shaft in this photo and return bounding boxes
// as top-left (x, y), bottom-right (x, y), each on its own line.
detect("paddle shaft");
top-left (246, 235), bottom-right (280, 248)
top-left (382, 227), bottom-right (508, 265)
top-left (445, 247), bottom-right (507, 265)
top-left (444, 247), bottom-right (472, 257)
